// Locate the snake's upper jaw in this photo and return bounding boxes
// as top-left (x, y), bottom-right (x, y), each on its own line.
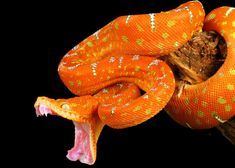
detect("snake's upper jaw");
top-left (35, 104), bottom-right (54, 117)
top-left (34, 96), bottom-right (105, 165)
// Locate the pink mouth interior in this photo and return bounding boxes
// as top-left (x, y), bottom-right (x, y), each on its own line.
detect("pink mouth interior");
top-left (67, 121), bottom-right (93, 165)
top-left (36, 104), bottom-right (94, 165)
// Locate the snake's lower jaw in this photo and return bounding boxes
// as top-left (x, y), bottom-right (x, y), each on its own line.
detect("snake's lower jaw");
top-left (67, 119), bottom-right (104, 165)
top-left (34, 96), bottom-right (104, 165)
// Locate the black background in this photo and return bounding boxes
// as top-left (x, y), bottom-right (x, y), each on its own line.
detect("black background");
top-left (7, 0), bottom-right (235, 167)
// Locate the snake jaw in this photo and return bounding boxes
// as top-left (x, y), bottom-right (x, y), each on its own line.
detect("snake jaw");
top-left (66, 121), bottom-right (93, 164)
top-left (34, 96), bottom-right (99, 121)
top-left (35, 104), bottom-right (54, 117)
top-left (66, 118), bottom-right (104, 165)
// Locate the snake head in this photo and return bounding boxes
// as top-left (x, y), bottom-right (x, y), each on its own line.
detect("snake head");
top-left (34, 96), bottom-right (104, 165)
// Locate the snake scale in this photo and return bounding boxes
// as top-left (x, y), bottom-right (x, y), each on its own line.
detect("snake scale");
top-left (34, 1), bottom-right (235, 165)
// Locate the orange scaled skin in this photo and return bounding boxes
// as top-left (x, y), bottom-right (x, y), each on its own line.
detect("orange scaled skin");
top-left (34, 1), bottom-right (205, 165)
top-left (165, 6), bottom-right (235, 129)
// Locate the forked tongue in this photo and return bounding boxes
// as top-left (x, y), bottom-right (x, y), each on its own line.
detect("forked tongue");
top-left (67, 121), bottom-right (94, 165)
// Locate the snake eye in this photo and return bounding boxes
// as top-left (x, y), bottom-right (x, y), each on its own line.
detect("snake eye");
top-left (61, 103), bottom-right (70, 110)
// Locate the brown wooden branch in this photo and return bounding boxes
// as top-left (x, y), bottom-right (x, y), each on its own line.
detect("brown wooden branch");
top-left (162, 31), bottom-right (226, 85)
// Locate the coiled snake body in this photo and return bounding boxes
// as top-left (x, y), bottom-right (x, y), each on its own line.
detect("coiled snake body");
top-left (34, 1), bottom-right (235, 165)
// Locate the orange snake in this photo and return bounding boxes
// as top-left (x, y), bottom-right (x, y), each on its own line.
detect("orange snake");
top-left (34, 1), bottom-right (235, 165)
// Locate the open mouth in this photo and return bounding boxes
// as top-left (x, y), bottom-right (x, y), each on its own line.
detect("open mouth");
top-left (35, 103), bottom-right (95, 165)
